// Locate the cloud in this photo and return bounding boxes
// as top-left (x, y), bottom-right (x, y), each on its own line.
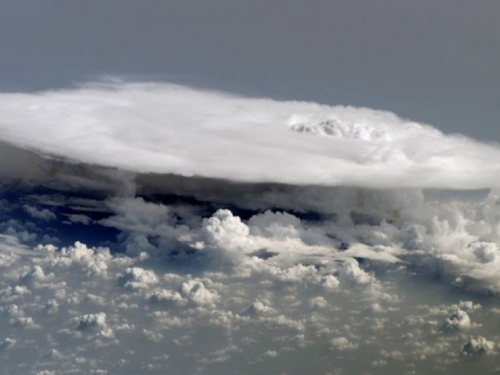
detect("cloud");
top-left (66, 214), bottom-right (92, 225)
top-left (117, 267), bottom-right (158, 290)
top-left (0, 218), bottom-right (496, 374)
top-left (3, 80), bottom-right (500, 374)
top-left (442, 308), bottom-right (472, 331)
top-left (179, 279), bottom-right (219, 307)
top-left (0, 80), bottom-right (499, 189)
top-left (75, 312), bottom-right (107, 331)
top-left (243, 300), bottom-right (275, 316)
top-left (23, 205), bottom-right (56, 221)
top-left (0, 337), bottom-right (16, 350)
top-left (462, 336), bottom-right (496, 356)
top-left (330, 337), bottom-right (359, 351)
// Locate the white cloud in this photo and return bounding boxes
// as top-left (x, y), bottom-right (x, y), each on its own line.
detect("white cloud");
top-left (1, 81), bottom-right (500, 190)
top-left (142, 329), bottom-right (164, 342)
top-left (462, 336), bottom-right (495, 356)
top-left (330, 337), bottom-right (358, 351)
top-left (0, 224), bottom-right (495, 373)
top-left (117, 267), bottom-right (158, 290)
top-left (147, 289), bottom-right (185, 306)
top-left (75, 312), bottom-right (107, 331)
top-left (179, 279), bottom-right (219, 307)
top-left (442, 308), bottom-right (472, 331)
top-left (10, 315), bottom-right (36, 328)
top-left (243, 300), bottom-right (275, 316)
top-left (339, 259), bottom-right (375, 285)
top-left (19, 265), bottom-right (49, 286)
top-left (23, 205), bottom-right (56, 221)
top-left (321, 275), bottom-right (340, 291)
top-left (264, 350), bottom-right (278, 358)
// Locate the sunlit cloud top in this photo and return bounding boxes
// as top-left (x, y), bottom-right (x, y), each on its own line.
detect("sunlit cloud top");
top-left (0, 80), bottom-right (498, 189)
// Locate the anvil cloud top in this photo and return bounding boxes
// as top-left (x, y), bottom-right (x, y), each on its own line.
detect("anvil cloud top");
top-left (0, 81), bottom-right (499, 189)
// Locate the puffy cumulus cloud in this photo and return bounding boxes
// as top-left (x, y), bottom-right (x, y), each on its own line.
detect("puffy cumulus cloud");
top-left (146, 288), bottom-right (185, 306)
top-left (339, 259), bottom-right (375, 285)
top-left (462, 336), bottom-right (496, 356)
top-left (330, 337), bottom-right (359, 351)
top-left (263, 349), bottom-right (278, 358)
top-left (53, 241), bottom-right (115, 278)
top-left (243, 300), bottom-right (276, 316)
top-left (117, 267), bottom-right (158, 290)
top-left (1, 80), bottom-right (500, 190)
top-left (456, 300), bottom-right (481, 312)
top-left (19, 264), bottom-right (51, 286)
top-left (75, 312), bottom-right (107, 331)
top-left (321, 275), bottom-right (340, 291)
top-left (179, 279), bottom-right (219, 307)
top-left (200, 209), bottom-right (251, 259)
top-left (442, 308), bottom-right (472, 331)
top-left (248, 211), bottom-right (303, 239)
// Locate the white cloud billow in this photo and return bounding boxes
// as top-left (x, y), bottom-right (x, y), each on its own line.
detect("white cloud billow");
top-left (0, 80), bottom-right (499, 189)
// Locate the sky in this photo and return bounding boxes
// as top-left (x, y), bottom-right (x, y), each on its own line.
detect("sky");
top-left (2, 2), bottom-right (500, 374)
top-left (0, 0), bottom-right (500, 141)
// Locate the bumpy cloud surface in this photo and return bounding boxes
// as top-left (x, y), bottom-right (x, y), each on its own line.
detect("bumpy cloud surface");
top-left (1, 190), bottom-right (500, 374)
top-left (0, 81), bottom-right (499, 189)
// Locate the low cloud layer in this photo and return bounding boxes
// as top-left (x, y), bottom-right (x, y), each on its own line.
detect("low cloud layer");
top-left (0, 80), bottom-right (499, 189)
top-left (2, 188), bottom-right (500, 374)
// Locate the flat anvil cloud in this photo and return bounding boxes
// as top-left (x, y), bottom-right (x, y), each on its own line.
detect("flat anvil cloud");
top-left (0, 81), bottom-right (499, 189)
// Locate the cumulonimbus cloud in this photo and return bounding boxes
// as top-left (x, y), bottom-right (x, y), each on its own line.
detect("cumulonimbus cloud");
top-left (3, 80), bottom-right (500, 374)
top-left (0, 80), bottom-right (499, 189)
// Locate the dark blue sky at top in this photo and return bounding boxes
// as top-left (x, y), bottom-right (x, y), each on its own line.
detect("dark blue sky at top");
top-left (0, 0), bottom-right (499, 141)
